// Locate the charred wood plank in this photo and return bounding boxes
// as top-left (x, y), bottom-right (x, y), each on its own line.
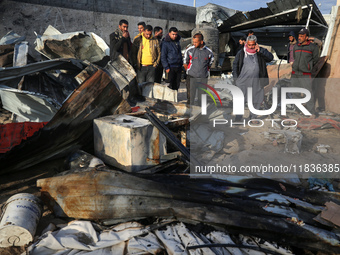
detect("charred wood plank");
top-left (37, 169), bottom-right (340, 253)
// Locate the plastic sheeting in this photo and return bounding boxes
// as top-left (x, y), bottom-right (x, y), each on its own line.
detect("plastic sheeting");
top-left (0, 85), bottom-right (60, 122)
top-left (196, 3), bottom-right (237, 28)
top-left (27, 220), bottom-right (293, 255)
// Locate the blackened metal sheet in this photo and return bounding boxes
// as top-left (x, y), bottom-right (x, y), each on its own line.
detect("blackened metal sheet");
top-left (0, 58), bottom-right (87, 82)
top-left (267, 1), bottom-right (280, 14)
top-left (300, 0), bottom-right (309, 6)
top-left (281, 0), bottom-right (295, 9)
top-left (21, 73), bottom-right (69, 106)
top-left (218, 0), bottom-right (327, 33)
top-left (273, 0), bottom-right (286, 12)
top-left (247, 8), bottom-right (272, 20)
top-left (0, 66), bottom-right (127, 173)
top-left (36, 168), bottom-right (340, 253)
top-left (221, 12), bottom-right (248, 29)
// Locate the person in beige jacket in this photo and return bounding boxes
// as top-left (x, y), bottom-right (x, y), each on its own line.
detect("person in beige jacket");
top-left (131, 25), bottom-right (161, 84)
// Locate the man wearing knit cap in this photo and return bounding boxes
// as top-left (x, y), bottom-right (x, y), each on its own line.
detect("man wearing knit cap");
top-left (291, 28), bottom-right (319, 117)
top-left (287, 31), bottom-right (297, 63)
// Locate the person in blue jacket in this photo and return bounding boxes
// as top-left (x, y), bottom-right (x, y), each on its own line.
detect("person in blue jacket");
top-left (161, 27), bottom-right (182, 90)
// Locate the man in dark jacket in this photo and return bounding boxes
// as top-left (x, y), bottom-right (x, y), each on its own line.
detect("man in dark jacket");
top-left (291, 28), bottom-right (319, 116)
top-left (232, 35), bottom-right (273, 120)
top-left (109, 19), bottom-right (132, 62)
top-left (184, 33), bottom-right (214, 105)
top-left (236, 36), bottom-right (247, 53)
top-left (154, 26), bottom-right (164, 83)
top-left (287, 31), bottom-right (297, 63)
top-left (161, 27), bottom-right (182, 90)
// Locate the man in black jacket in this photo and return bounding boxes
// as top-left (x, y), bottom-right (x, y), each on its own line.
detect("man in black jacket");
top-left (232, 35), bottom-right (273, 120)
top-left (236, 36), bottom-right (247, 53)
top-left (154, 26), bottom-right (164, 83)
top-left (291, 28), bottom-right (319, 117)
top-left (161, 27), bottom-right (182, 90)
top-left (109, 19), bottom-right (132, 62)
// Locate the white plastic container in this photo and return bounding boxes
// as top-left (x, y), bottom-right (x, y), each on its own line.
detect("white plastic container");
top-left (94, 114), bottom-right (167, 172)
top-left (0, 193), bottom-right (43, 247)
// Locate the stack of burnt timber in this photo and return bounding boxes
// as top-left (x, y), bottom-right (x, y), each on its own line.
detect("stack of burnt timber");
top-left (37, 168), bottom-right (340, 254)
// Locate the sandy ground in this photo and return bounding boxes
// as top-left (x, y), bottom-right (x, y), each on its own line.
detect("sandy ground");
top-left (0, 79), bottom-right (339, 254)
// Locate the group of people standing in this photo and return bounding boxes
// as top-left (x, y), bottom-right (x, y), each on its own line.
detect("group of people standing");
top-left (109, 20), bottom-right (166, 85)
top-left (233, 27), bottom-right (319, 120)
top-left (109, 19), bottom-right (214, 105)
top-left (110, 20), bottom-right (319, 116)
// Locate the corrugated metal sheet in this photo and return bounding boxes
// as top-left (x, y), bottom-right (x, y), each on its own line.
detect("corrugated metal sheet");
top-left (0, 64), bottom-right (130, 174)
top-left (219, 0), bottom-right (327, 33)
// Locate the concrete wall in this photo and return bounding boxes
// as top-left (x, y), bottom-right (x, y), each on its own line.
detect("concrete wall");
top-left (0, 0), bottom-right (195, 59)
top-left (8, 0), bottom-right (195, 23)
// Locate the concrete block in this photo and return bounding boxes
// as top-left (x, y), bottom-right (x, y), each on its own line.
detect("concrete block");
top-left (141, 82), bottom-right (178, 102)
top-left (316, 144), bottom-right (330, 154)
top-left (94, 114), bottom-right (167, 172)
top-left (283, 130), bottom-right (302, 154)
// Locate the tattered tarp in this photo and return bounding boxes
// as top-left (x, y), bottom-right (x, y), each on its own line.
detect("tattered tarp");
top-left (196, 3), bottom-right (237, 27)
top-left (35, 25), bottom-right (109, 63)
top-left (27, 220), bottom-right (294, 255)
top-left (0, 61), bottom-right (132, 173)
top-left (0, 122), bottom-right (47, 153)
top-left (218, 0), bottom-right (327, 32)
top-left (37, 168), bottom-right (340, 253)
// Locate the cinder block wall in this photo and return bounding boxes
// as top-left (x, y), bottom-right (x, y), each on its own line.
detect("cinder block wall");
top-left (0, 0), bottom-right (196, 59)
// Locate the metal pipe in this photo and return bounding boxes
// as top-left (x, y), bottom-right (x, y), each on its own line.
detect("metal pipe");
top-left (309, 19), bottom-right (329, 29)
top-left (306, 4), bottom-right (313, 29)
top-left (145, 108), bottom-right (201, 166)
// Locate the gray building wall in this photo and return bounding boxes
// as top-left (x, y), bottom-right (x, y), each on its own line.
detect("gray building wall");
top-left (7, 0), bottom-right (195, 23)
top-left (0, 0), bottom-right (196, 59)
